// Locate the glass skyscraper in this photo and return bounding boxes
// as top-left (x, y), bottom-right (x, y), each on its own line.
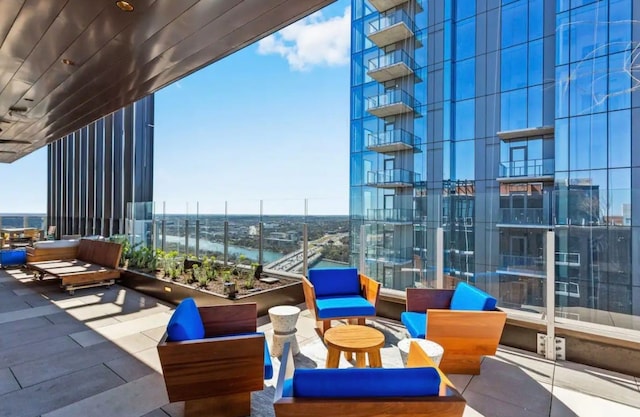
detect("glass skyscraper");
top-left (350, 0), bottom-right (639, 330)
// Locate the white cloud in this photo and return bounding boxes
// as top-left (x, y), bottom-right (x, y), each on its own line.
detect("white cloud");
top-left (257, 7), bottom-right (350, 71)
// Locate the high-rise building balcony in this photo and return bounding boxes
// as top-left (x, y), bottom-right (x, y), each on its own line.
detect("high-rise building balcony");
top-left (496, 254), bottom-right (546, 278)
top-left (369, 0), bottom-right (423, 13)
top-left (366, 128), bottom-right (417, 152)
top-left (365, 208), bottom-right (414, 223)
top-left (366, 168), bottom-right (418, 188)
top-left (367, 50), bottom-right (417, 83)
top-left (365, 90), bottom-right (419, 117)
top-left (497, 208), bottom-right (551, 227)
top-left (497, 159), bottom-right (554, 182)
top-left (366, 9), bottom-right (415, 48)
top-left (366, 246), bottom-right (413, 264)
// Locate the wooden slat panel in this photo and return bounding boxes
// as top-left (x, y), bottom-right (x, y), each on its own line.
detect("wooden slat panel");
top-left (157, 334), bottom-right (264, 402)
top-left (360, 274), bottom-right (381, 306)
top-left (406, 288), bottom-right (454, 312)
top-left (198, 303), bottom-right (257, 337)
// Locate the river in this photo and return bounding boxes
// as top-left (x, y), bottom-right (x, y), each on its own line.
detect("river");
top-left (164, 236), bottom-right (350, 268)
top-left (164, 235), bottom-right (282, 263)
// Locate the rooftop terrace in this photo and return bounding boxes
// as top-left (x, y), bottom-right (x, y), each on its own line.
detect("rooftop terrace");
top-left (0, 267), bottom-right (639, 417)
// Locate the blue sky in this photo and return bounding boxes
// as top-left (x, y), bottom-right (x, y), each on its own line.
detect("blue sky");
top-left (0, 1), bottom-right (351, 215)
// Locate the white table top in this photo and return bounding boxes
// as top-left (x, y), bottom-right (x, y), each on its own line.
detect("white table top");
top-left (268, 305), bottom-right (301, 317)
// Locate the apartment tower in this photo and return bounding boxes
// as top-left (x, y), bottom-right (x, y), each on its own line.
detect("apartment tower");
top-left (349, 0), bottom-right (640, 327)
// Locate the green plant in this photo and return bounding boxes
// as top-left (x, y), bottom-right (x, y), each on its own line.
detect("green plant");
top-left (191, 264), bottom-right (206, 286)
top-left (221, 269), bottom-right (232, 283)
top-left (243, 275), bottom-right (255, 289)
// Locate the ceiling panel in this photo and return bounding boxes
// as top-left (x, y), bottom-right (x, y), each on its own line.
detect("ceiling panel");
top-left (0, 0), bottom-right (335, 162)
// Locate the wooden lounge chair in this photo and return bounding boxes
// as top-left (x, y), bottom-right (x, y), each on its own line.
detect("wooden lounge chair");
top-left (302, 267), bottom-right (380, 335)
top-left (401, 282), bottom-right (507, 374)
top-left (157, 300), bottom-right (273, 417)
top-left (274, 341), bottom-right (465, 417)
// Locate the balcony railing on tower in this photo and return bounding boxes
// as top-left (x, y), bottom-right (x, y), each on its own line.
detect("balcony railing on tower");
top-left (366, 128), bottom-right (416, 152)
top-left (368, 0), bottom-right (423, 13)
top-left (365, 90), bottom-right (419, 118)
top-left (366, 169), bottom-right (418, 188)
top-left (497, 159), bottom-right (554, 181)
top-left (365, 208), bottom-right (414, 223)
top-left (367, 50), bottom-right (417, 83)
top-left (365, 9), bottom-right (416, 48)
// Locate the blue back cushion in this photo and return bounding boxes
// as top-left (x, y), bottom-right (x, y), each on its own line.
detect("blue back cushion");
top-left (400, 311), bottom-right (427, 339)
top-left (292, 367), bottom-right (440, 398)
top-left (450, 282), bottom-right (497, 311)
top-left (166, 298), bottom-right (205, 341)
top-left (308, 268), bottom-right (361, 297)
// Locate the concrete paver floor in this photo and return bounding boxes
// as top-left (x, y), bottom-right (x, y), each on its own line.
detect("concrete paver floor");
top-left (0, 268), bottom-right (638, 417)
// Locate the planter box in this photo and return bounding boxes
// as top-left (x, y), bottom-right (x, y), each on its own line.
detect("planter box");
top-left (119, 268), bottom-right (304, 316)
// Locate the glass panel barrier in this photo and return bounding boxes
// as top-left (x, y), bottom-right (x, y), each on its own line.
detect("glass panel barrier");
top-left (261, 199), bottom-right (305, 274)
top-left (307, 198), bottom-right (350, 273)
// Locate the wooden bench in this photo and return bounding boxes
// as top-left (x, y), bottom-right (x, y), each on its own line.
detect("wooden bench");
top-left (27, 239), bottom-right (123, 294)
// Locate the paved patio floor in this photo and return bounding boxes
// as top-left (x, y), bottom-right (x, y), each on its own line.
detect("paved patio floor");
top-left (0, 268), bottom-right (639, 417)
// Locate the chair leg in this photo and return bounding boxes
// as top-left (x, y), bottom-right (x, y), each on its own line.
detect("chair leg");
top-left (185, 392), bottom-right (251, 417)
top-left (317, 319), bottom-right (331, 335)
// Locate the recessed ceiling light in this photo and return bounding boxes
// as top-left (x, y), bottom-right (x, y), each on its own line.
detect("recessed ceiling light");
top-left (116, 1), bottom-right (134, 11)
top-left (61, 58), bottom-right (75, 66)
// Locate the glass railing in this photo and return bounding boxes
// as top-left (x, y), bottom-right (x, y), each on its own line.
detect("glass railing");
top-left (365, 208), bottom-right (414, 222)
top-left (367, 50), bottom-right (416, 72)
top-left (365, 89), bottom-right (419, 112)
top-left (498, 208), bottom-right (550, 225)
top-left (366, 168), bottom-right (419, 185)
top-left (14, 187), bottom-right (638, 336)
top-left (365, 9), bottom-right (415, 36)
top-left (366, 129), bottom-right (417, 149)
top-left (498, 254), bottom-right (546, 275)
top-left (0, 214), bottom-right (47, 243)
top-left (366, 246), bottom-right (414, 263)
top-left (498, 158), bottom-right (554, 178)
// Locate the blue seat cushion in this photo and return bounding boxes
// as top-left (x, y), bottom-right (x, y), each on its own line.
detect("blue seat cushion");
top-left (315, 295), bottom-right (375, 319)
top-left (292, 367), bottom-right (440, 398)
top-left (308, 268), bottom-right (361, 297)
top-left (166, 298), bottom-right (205, 341)
top-left (264, 340), bottom-right (273, 379)
top-left (450, 282), bottom-right (497, 311)
top-left (401, 311), bottom-right (427, 339)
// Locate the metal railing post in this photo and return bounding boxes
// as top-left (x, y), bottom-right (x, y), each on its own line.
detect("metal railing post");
top-left (259, 200), bottom-right (263, 265)
top-left (545, 230), bottom-right (556, 360)
top-left (224, 201), bottom-right (229, 266)
top-left (195, 219), bottom-right (200, 258)
top-left (184, 219), bottom-right (189, 257)
top-left (303, 199), bottom-right (308, 275)
top-left (436, 227), bottom-right (444, 288)
top-left (359, 225), bottom-right (366, 272)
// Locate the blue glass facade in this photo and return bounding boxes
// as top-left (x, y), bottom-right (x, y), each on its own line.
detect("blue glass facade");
top-left (350, 0), bottom-right (639, 330)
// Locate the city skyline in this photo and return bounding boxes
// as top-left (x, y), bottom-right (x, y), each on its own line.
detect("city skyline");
top-left (0, 0), bottom-right (352, 216)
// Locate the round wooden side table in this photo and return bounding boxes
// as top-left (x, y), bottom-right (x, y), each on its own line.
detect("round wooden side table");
top-left (323, 325), bottom-right (385, 368)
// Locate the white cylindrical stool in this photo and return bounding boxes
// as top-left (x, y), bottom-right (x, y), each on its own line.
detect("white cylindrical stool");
top-left (397, 338), bottom-right (444, 367)
top-left (268, 305), bottom-right (301, 357)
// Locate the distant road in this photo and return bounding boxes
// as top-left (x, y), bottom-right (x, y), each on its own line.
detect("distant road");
top-left (266, 232), bottom-right (348, 273)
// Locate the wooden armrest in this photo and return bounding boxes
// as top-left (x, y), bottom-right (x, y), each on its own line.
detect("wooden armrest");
top-left (198, 303), bottom-right (257, 337)
top-left (405, 288), bottom-right (454, 312)
top-left (426, 309), bottom-right (507, 355)
top-left (406, 341), bottom-right (456, 396)
top-left (301, 276), bottom-right (318, 317)
top-left (359, 274), bottom-right (381, 306)
top-left (158, 333), bottom-right (264, 402)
